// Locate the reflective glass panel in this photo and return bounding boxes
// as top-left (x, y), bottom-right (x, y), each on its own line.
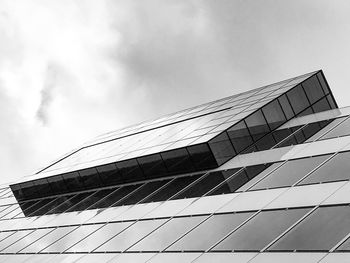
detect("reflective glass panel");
top-left (42, 224), bottom-right (101, 252)
top-left (302, 75), bottom-right (325, 104)
top-left (129, 216), bottom-right (206, 251)
top-left (167, 212), bottom-right (253, 251)
top-left (3, 228), bottom-right (54, 253)
top-left (227, 121), bottom-right (253, 153)
top-left (21, 226), bottom-right (77, 253)
top-left (320, 118), bottom-right (350, 140)
top-left (245, 110), bottom-right (270, 141)
top-left (269, 205), bottom-right (350, 251)
top-left (209, 132), bottom-right (236, 165)
top-left (300, 151), bottom-right (350, 185)
top-left (67, 221), bottom-right (132, 252)
top-left (286, 85), bottom-right (309, 114)
top-left (262, 100), bottom-right (286, 130)
top-left (251, 155), bottom-right (330, 190)
top-left (96, 219), bottom-right (167, 252)
top-left (213, 208), bottom-right (310, 251)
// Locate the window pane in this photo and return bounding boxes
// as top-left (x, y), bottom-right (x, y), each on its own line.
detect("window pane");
top-left (237, 163), bottom-right (282, 192)
top-left (245, 110), bottom-right (270, 141)
top-left (187, 144), bottom-right (218, 170)
top-left (300, 151), bottom-right (350, 185)
top-left (149, 174), bottom-right (202, 202)
top-left (209, 132), bottom-right (236, 165)
top-left (3, 228), bottom-right (54, 253)
top-left (161, 148), bottom-right (195, 173)
top-left (66, 222), bottom-right (132, 252)
top-left (42, 225), bottom-right (102, 253)
top-left (137, 154), bottom-right (167, 178)
top-left (20, 226), bottom-right (77, 253)
top-left (167, 212), bottom-right (253, 251)
top-left (269, 205), bottom-right (350, 251)
top-left (278, 94), bottom-right (294, 120)
top-left (175, 170), bottom-right (237, 199)
top-left (96, 219), bottom-right (168, 252)
top-left (302, 75), bottom-right (325, 104)
top-left (227, 121), bottom-right (253, 153)
top-left (129, 216), bottom-right (206, 251)
top-left (213, 208), bottom-right (310, 251)
top-left (0, 230), bottom-right (32, 251)
top-left (312, 97), bottom-right (331, 113)
top-left (251, 155), bottom-right (330, 190)
top-left (320, 118), bottom-right (350, 140)
top-left (286, 85), bottom-right (310, 114)
top-left (121, 180), bottom-right (170, 205)
top-left (262, 100), bottom-right (286, 130)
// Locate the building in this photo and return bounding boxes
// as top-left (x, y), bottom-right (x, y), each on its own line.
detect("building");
top-left (0, 70), bottom-right (349, 262)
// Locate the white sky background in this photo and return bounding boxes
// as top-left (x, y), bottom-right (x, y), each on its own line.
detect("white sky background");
top-left (0, 0), bottom-right (350, 184)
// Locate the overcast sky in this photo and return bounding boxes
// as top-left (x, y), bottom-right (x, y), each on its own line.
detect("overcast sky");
top-left (0, 0), bottom-right (350, 184)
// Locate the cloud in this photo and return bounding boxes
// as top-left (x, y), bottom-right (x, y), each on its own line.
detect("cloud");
top-left (0, 0), bottom-right (350, 184)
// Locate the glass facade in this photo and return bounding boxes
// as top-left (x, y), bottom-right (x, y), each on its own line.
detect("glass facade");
top-left (2, 70), bottom-right (350, 261)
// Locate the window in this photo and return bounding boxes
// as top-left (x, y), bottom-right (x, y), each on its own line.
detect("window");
top-left (269, 206), bottom-right (350, 251)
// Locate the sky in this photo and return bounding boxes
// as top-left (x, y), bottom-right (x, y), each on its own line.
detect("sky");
top-left (0, 0), bottom-right (350, 184)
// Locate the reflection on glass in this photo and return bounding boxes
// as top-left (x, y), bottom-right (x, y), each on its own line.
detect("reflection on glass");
top-left (286, 85), bottom-right (310, 115)
top-left (67, 221), bottom-right (132, 252)
top-left (300, 151), bottom-right (350, 185)
top-left (213, 208), bottom-right (310, 251)
top-left (269, 206), bottom-right (350, 251)
top-left (42, 225), bottom-right (101, 253)
top-left (96, 219), bottom-right (167, 252)
top-left (20, 226), bottom-right (77, 253)
top-left (129, 216), bottom-right (206, 251)
top-left (251, 155), bottom-right (330, 190)
top-left (167, 212), bottom-right (253, 251)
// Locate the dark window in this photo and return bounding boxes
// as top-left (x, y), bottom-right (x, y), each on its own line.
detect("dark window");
top-left (299, 151), bottom-right (350, 185)
top-left (167, 212), bottom-right (254, 251)
top-left (269, 206), bottom-right (350, 251)
top-left (48, 175), bottom-right (68, 194)
top-left (33, 179), bottom-right (51, 197)
top-left (245, 110), bottom-right (270, 141)
top-left (63, 172), bottom-right (85, 191)
top-left (286, 85), bottom-right (310, 114)
top-left (227, 121), bottom-right (253, 153)
top-left (312, 97), bottom-right (331, 113)
top-left (213, 208), bottom-right (310, 251)
top-left (187, 144), bottom-right (218, 170)
top-left (129, 216), bottom-right (206, 252)
top-left (121, 180), bottom-right (170, 205)
top-left (161, 148), bottom-right (195, 174)
top-left (96, 163), bottom-right (121, 186)
top-left (48, 192), bottom-right (92, 214)
top-left (208, 170), bottom-right (249, 196)
top-left (209, 132), bottom-right (236, 165)
top-left (149, 174), bottom-right (202, 202)
top-left (23, 197), bottom-right (56, 216)
top-left (79, 168), bottom-right (102, 189)
top-left (302, 75), bottom-right (325, 104)
top-left (67, 188), bottom-right (115, 212)
top-left (137, 154), bottom-right (168, 178)
top-left (116, 159), bottom-right (144, 183)
top-left (297, 107), bottom-right (313, 117)
top-left (262, 100), bottom-right (286, 130)
top-left (254, 133), bottom-right (277, 151)
top-left (38, 194), bottom-right (74, 215)
top-left (175, 170), bottom-right (238, 199)
top-left (278, 94), bottom-right (294, 120)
